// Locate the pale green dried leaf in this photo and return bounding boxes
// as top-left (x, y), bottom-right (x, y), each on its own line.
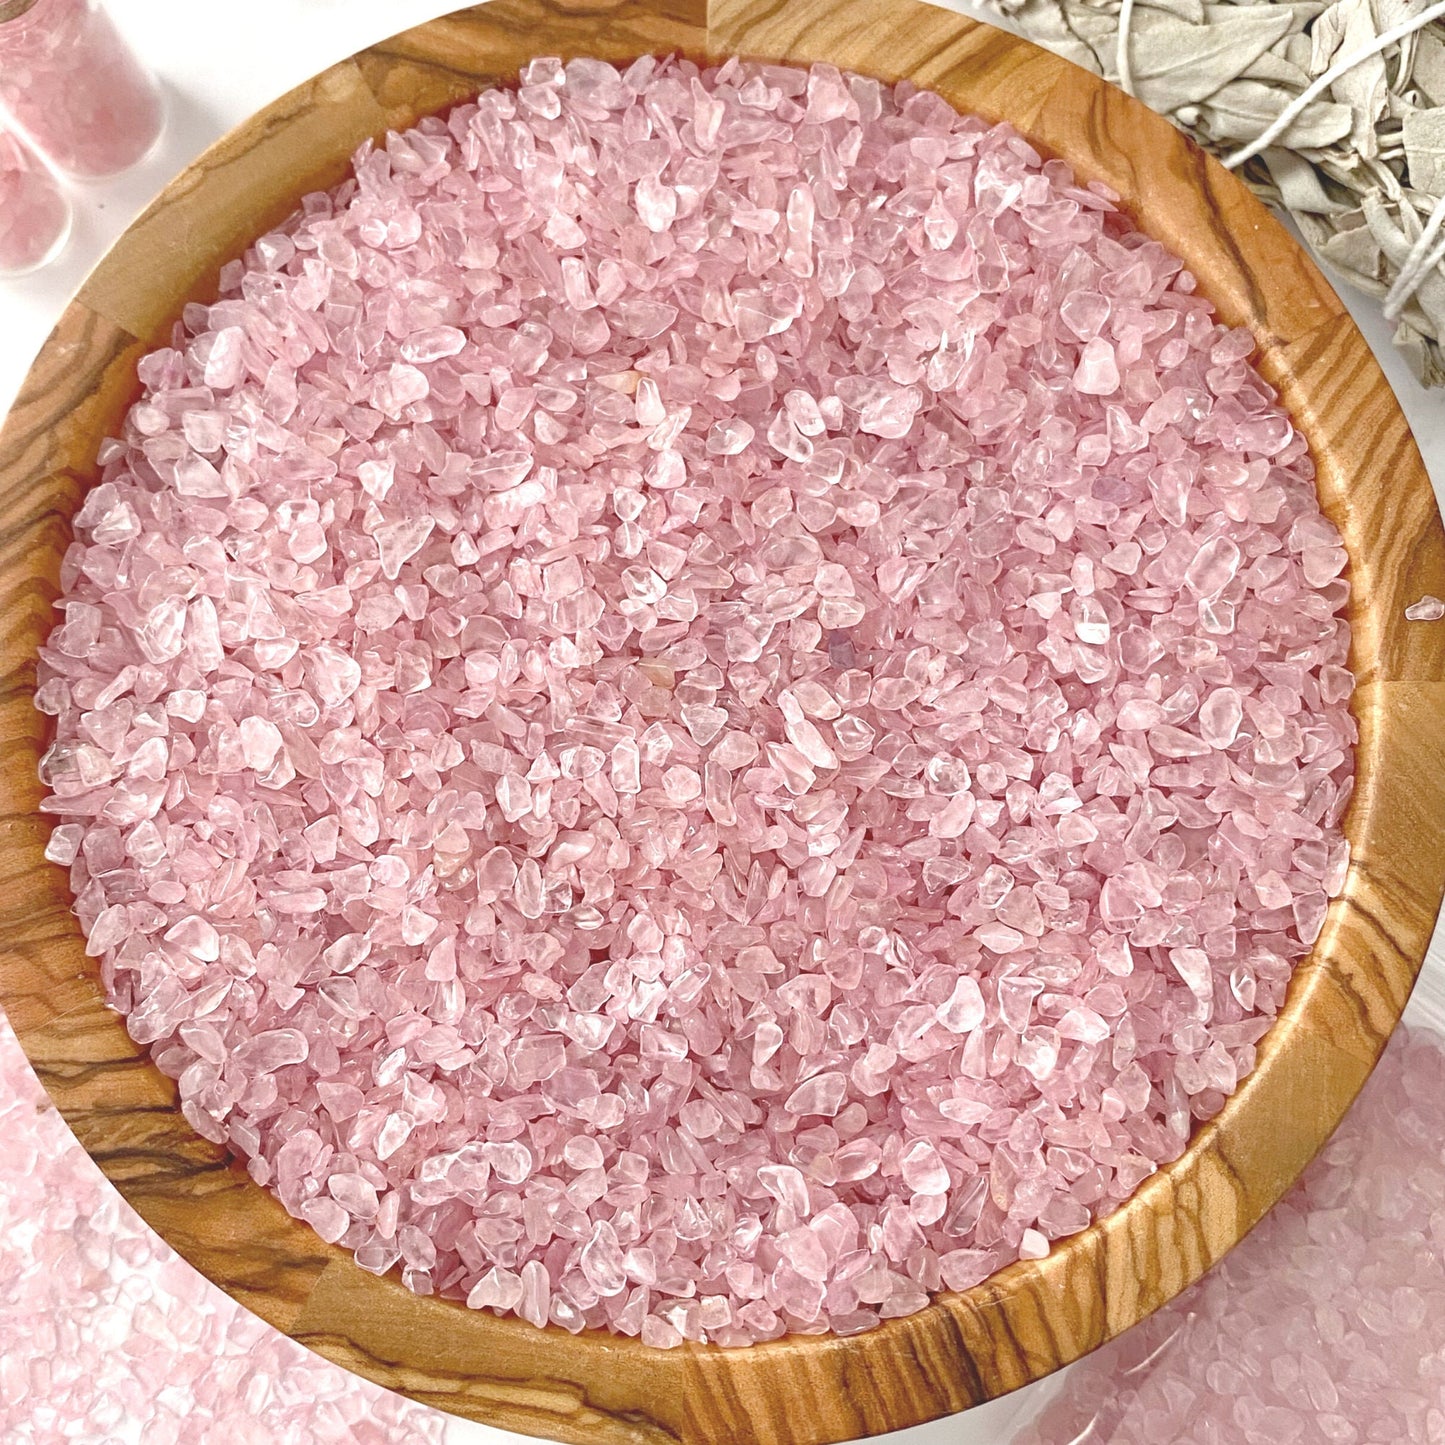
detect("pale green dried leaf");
top-left (1379, 0), bottom-right (1428, 38)
top-left (1266, 144), bottom-right (1355, 207)
top-left (1309, 0), bottom-right (1352, 72)
top-left (1404, 104), bottom-right (1445, 189)
top-left (1204, 1), bottom-right (1326, 34)
top-left (1363, 152), bottom-right (1409, 196)
top-left (1360, 188), bottom-right (1411, 256)
top-left (1408, 277), bottom-right (1445, 334)
top-left (1392, 319), bottom-right (1445, 382)
top-left (1122, 8), bottom-right (1298, 109)
top-left (1056, 0), bottom-right (1123, 66)
top-left (1412, 30), bottom-right (1445, 104)
top-left (1142, 0), bottom-right (1207, 23)
top-left (1282, 31), bottom-right (1317, 68)
top-left (1295, 208), bottom-right (1348, 250)
top-left (1199, 78), bottom-right (1356, 147)
top-left (1358, 190), bottom-right (1445, 332)
top-left (1062, 0), bottom-right (1126, 44)
top-left (1318, 154), bottom-right (1368, 189)
top-left (1324, 0), bottom-right (1388, 156)
top-left (1242, 47), bottom-right (1315, 84)
top-left (993, 0), bottom-right (1106, 69)
top-left (1317, 217), bottom-right (1387, 278)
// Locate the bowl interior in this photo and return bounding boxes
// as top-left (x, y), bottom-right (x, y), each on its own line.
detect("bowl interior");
top-left (1, 2), bottom-right (1444, 1443)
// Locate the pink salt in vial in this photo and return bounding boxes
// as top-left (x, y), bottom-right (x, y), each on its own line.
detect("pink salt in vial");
top-left (38, 57), bottom-right (1356, 1348)
top-left (0, 0), bottom-right (162, 180)
top-left (0, 126), bottom-right (69, 274)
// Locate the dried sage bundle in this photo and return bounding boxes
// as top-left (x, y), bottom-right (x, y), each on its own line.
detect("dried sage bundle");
top-left (982, 0), bottom-right (1445, 384)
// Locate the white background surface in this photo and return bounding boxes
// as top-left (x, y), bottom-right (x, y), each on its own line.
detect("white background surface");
top-left (2, 3), bottom-right (1442, 1441)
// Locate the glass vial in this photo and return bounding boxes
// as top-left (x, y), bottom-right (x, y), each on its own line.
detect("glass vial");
top-left (0, 0), bottom-right (163, 180)
top-left (0, 126), bottom-right (70, 275)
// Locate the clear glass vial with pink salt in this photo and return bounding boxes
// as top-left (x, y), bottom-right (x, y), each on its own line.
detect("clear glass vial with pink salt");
top-left (0, 126), bottom-right (70, 275)
top-left (0, 0), bottom-right (163, 180)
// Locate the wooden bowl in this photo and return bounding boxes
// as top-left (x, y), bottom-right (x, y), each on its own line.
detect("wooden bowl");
top-left (2, 1), bottom-right (1444, 1440)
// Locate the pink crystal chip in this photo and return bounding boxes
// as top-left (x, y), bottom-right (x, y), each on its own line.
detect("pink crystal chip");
top-left (37, 56), bottom-right (1356, 1347)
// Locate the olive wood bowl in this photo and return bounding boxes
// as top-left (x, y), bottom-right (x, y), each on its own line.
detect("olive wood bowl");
top-left (1, 0), bottom-right (1444, 1441)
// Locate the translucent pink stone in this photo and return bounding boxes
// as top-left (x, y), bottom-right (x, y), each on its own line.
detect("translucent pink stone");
top-left (38, 55), bottom-right (1355, 1348)
top-left (1073, 336), bottom-right (1120, 395)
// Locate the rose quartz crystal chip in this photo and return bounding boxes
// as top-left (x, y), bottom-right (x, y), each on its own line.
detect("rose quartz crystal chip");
top-left (1072, 336), bottom-right (1119, 395)
top-left (1015, 1026), bottom-right (1445, 1445)
top-left (1405, 593), bottom-right (1445, 621)
top-left (0, 1013), bottom-right (447, 1443)
top-left (38, 56), bottom-right (1355, 1348)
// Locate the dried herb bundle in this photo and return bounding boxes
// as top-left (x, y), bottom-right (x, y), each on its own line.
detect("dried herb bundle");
top-left (984, 0), bottom-right (1445, 384)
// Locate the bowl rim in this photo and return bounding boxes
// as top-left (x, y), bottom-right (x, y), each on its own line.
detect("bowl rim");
top-left (2, 1), bottom-right (1444, 1441)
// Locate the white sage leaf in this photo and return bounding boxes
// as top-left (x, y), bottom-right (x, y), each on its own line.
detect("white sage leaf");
top-left (1123, 9), bottom-right (1298, 110)
top-left (1205, 1), bottom-right (1327, 33)
top-left (1324, 0), bottom-right (1389, 156)
top-left (1200, 78), bottom-right (1356, 148)
top-left (1412, 30), bottom-right (1445, 104)
top-left (1318, 214), bottom-right (1388, 279)
top-left (1265, 144), bottom-right (1354, 208)
top-left (1392, 318), bottom-right (1445, 381)
top-left (1242, 48), bottom-right (1314, 86)
top-left (1362, 189), bottom-right (1445, 331)
top-left (1404, 104), bottom-right (1445, 191)
top-left (1282, 31), bottom-right (1318, 69)
top-left (1309, 0), bottom-right (1353, 73)
top-left (1296, 209), bottom-right (1348, 251)
top-left (1142, 0), bottom-right (1208, 24)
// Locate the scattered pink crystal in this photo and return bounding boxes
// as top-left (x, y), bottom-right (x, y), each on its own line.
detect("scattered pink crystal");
top-left (1405, 594), bottom-right (1445, 621)
top-left (1013, 1024), bottom-right (1445, 1445)
top-left (37, 56), bottom-right (1356, 1347)
top-left (0, 1009), bottom-right (447, 1444)
top-left (0, 0), bottom-right (163, 180)
top-left (0, 127), bottom-right (69, 276)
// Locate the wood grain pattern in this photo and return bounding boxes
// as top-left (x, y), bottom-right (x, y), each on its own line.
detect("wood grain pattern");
top-left (356, 0), bottom-right (708, 127)
top-left (1, 1), bottom-right (1442, 1441)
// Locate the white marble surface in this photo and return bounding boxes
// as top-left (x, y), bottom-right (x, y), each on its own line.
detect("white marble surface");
top-left (1, 3), bottom-right (1441, 1441)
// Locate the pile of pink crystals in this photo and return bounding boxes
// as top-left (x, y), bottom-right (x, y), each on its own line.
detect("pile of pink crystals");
top-left (0, 1012), bottom-right (446, 1444)
top-left (36, 56), bottom-right (1356, 1345)
top-left (1016, 1024), bottom-right (1445, 1445)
